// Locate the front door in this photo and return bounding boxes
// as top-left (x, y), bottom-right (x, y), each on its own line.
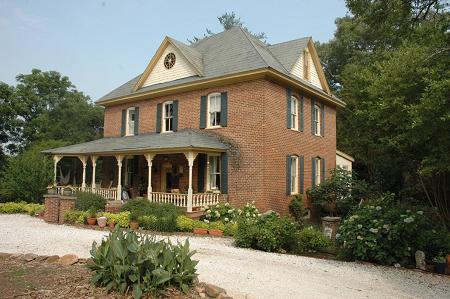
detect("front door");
top-left (161, 163), bottom-right (172, 192)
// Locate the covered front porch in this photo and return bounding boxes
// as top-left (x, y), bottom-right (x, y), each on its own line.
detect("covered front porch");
top-left (43, 130), bottom-right (228, 212)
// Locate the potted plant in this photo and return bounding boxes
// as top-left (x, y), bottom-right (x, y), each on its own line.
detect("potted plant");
top-left (433, 255), bottom-right (447, 274)
top-left (129, 214), bottom-right (139, 230)
top-left (86, 208), bottom-right (97, 226)
top-left (108, 219), bottom-right (116, 230)
top-left (208, 222), bottom-right (224, 236)
top-left (193, 221), bottom-right (209, 235)
top-left (47, 185), bottom-right (57, 195)
top-left (62, 187), bottom-right (73, 196)
top-left (97, 216), bottom-right (107, 228)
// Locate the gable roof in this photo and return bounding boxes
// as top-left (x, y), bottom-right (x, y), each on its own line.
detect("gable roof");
top-left (97, 27), bottom-right (341, 107)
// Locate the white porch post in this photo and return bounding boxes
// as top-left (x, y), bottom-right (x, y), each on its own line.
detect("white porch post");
top-left (91, 155), bottom-right (98, 191)
top-left (144, 154), bottom-right (154, 201)
top-left (78, 156), bottom-right (88, 191)
top-left (115, 155), bottom-right (124, 201)
top-left (53, 155), bottom-right (62, 186)
top-left (184, 151), bottom-right (198, 213)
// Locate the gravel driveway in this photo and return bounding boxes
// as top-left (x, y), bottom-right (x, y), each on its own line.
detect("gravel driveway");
top-left (0, 214), bottom-right (448, 299)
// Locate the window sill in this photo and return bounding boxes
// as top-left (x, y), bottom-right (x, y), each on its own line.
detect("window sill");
top-left (206, 126), bottom-right (222, 130)
top-left (290, 192), bottom-right (299, 196)
top-left (125, 134), bottom-right (135, 137)
top-left (161, 131), bottom-right (174, 134)
top-left (290, 128), bottom-right (302, 132)
top-left (314, 133), bottom-right (322, 137)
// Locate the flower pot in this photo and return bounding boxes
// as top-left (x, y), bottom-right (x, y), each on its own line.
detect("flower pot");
top-left (97, 216), bottom-right (107, 228)
top-left (47, 188), bottom-right (57, 195)
top-left (87, 217), bottom-right (97, 226)
top-left (435, 262), bottom-right (446, 274)
top-left (108, 222), bottom-right (116, 230)
top-left (208, 229), bottom-right (223, 236)
top-left (129, 220), bottom-right (139, 230)
top-left (62, 189), bottom-right (72, 196)
top-left (193, 228), bottom-right (208, 235)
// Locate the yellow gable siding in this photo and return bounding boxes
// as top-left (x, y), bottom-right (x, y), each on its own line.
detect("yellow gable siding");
top-left (291, 53), bottom-right (322, 90)
top-left (143, 44), bottom-right (197, 87)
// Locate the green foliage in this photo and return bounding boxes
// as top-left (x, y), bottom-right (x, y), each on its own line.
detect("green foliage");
top-left (89, 227), bottom-right (198, 298)
top-left (202, 202), bottom-right (237, 223)
top-left (74, 191), bottom-right (106, 212)
top-left (176, 216), bottom-right (195, 232)
top-left (338, 193), bottom-right (450, 265)
top-left (64, 209), bottom-right (88, 224)
top-left (289, 195), bottom-right (305, 223)
top-left (192, 220), bottom-right (209, 229)
top-left (0, 201), bottom-right (44, 215)
top-left (98, 212), bottom-right (131, 228)
top-left (293, 227), bottom-right (331, 253)
top-left (223, 222), bottom-right (238, 237)
top-left (139, 214), bottom-right (178, 232)
top-left (0, 141), bottom-right (65, 202)
top-left (235, 214), bottom-right (299, 252)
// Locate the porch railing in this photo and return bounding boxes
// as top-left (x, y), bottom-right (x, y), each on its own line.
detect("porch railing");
top-left (149, 192), bottom-right (221, 208)
top-left (55, 186), bottom-right (118, 200)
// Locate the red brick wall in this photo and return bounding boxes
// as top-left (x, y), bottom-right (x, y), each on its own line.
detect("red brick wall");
top-left (102, 79), bottom-right (337, 214)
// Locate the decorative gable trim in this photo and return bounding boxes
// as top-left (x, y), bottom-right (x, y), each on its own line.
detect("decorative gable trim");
top-left (306, 40), bottom-right (331, 95)
top-left (133, 37), bottom-right (203, 91)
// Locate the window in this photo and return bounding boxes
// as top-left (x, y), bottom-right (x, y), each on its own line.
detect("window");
top-left (208, 93), bottom-right (221, 128)
top-left (303, 50), bottom-right (309, 80)
top-left (314, 157), bottom-right (321, 186)
top-left (162, 101), bottom-right (173, 132)
top-left (290, 96), bottom-right (298, 130)
top-left (126, 107), bottom-right (136, 136)
top-left (208, 155), bottom-right (221, 191)
top-left (290, 156), bottom-right (299, 194)
top-left (313, 104), bottom-right (321, 136)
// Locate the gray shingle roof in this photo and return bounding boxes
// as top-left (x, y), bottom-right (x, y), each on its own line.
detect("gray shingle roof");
top-left (97, 27), bottom-right (325, 104)
top-left (42, 129), bottom-right (228, 155)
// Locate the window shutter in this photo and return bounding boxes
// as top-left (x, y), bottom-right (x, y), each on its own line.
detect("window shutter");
top-left (321, 157), bottom-right (326, 183)
top-left (156, 103), bottom-right (162, 133)
top-left (286, 89), bottom-right (292, 129)
top-left (134, 107), bottom-right (139, 136)
top-left (286, 155), bottom-right (292, 195)
top-left (221, 152), bottom-right (228, 194)
top-left (311, 157), bottom-right (316, 186)
top-left (172, 100), bottom-right (178, 132)
top-left (200, 96), bottom-right (207, 129)
top-left (320, 103), bottom-right (325, 137)
top-left (300, 96), bottom-right (304, 131)
top-left (197, 154), bottom-right (206, 192)
top-left (311, 99), bottom-right (315, 135)
top-left (220, 92), bottom-right (228, 127)
top-left (299, 156), bottom-right (304, 193)
top-left (121, 109), bottom-right (126, 136)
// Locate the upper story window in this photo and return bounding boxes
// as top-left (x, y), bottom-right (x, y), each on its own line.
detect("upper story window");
top-left (162, 101), bottom-right (174, 132)
top-left (208, 93), bottom-right (221, 128)
top-left (303, 50), bottom-right (309, 81)
top-left (126, 107), bottom-right (136, 136)
top-left (313, 104), bottom-right (321, 136)
top-left (290, 156), bottom-right (299, 194)
top-left (314, 157), bottom-right (321, 186)
top-left (290, 96), bottom-right (299, 131)
top-left (208, 154), bottom-right (221, 191)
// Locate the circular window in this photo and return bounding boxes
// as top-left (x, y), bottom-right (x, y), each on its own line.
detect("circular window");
top-left (164, 53), bottom-right (176, 69)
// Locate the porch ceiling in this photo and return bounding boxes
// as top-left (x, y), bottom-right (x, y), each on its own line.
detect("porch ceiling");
top-left (42, 129), bottom-right (228, 156)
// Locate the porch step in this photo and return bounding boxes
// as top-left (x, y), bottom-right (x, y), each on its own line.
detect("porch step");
top-left (185, 210), bottom-right (204, 220)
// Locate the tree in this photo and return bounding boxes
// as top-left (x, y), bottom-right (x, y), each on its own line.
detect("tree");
top-left (188, 12), bottom-right (267, 44)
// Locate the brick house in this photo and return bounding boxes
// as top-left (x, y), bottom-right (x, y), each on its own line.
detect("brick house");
top-left (44, 27), bottom-right (345, 214)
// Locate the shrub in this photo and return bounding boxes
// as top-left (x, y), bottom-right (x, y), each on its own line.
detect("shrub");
top-left (202, 202), bottom-right (236, 223)
top-left (0, 201), bottom-right (44, 215)
top-left (64, 209), bottom-right (88, 224)
top-left (338, 193), bottom-right (450, 265)
top-left (289, 195), bottom-right (305, 223)
top-left (176, 216), bottom-right (195, 232)
top-left (293, 227), bottom-right (331, 253)
top-left (223, 222), bottom-right (238, 236)
top-left (139, 214), bottom-right (178, 232)
top-left (192, 220), bottom-right (209, 229)
top-left (74, 191), bottom-right (106, 212)
top-left (98, 211), bottom-right (131, 228)
top-left (208, 221), bottom-right (226, 231)
top-left (89, 227), bottom-right (198, 298)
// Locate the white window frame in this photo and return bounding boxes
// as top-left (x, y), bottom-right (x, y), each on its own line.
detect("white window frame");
top-left (126, 107), bottom-right (136, 136)
top-left (207, 93), bottom-right (222, 128)
top-left (303, 50), bottom-right (309, 81)
top-left (162, 101), bottom-right (174, 133)
top-left (290, 156), bottom-right (299, 194)
top-left (290, 96), bottom-right (299, 131)
top-left (315, 157), bottom-right (321, 186)
top-left (206, 154), bottom-right (221, 191)
top-left (313, 104), bottom-right (321, 136)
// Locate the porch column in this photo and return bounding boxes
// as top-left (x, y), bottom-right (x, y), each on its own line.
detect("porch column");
top-left (184, 151), bottom-right (198, 213)
top-left (91, 155), bottom-right (98, 190)
top-left (78, 156), bottom-right (88, 191)
top-left (144, 153), bottom-right (154, 201)
top-left (115, 155), bottom-right (124, 201)
top-left (52, 155), bottom-right (62, 186)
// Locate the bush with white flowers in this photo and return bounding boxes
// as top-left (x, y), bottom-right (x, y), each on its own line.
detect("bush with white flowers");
top-left (202, 201), bottom-right (260, 223)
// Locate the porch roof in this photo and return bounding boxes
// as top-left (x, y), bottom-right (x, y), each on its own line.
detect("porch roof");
top-left (42, 129), bottom-right (228, 155)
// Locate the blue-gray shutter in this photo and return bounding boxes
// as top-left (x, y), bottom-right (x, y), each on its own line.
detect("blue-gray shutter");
top-left (300, 96), bottom-right (304, 131)
top-left (320, 103), bottom-right (325, 137)
top-left (286, 89), bottom-right (292, 129)
top-left (156, 103), bottom-right (162, 133)
top-left (197, 154), bottom-right (206, 192)
top-left (321, 157), bottom-right (326, 183)
top-left (172, 100), bottom-right (178, 132)
top-left (299, 156), bottom-right (304, 193)
top-left (221, 152), bottom-right (228, 194)
top-left (311, 99), bottom-right (315, 135)
top-left (134, 107), bottom-right (139, 136)
top-left (200, 96), bottom-right (207, 129)
top-left (286, 155), bottom-right (292, 195)
top-left (311, 157), bottom-right (316, 186)
top-left (121, 109), bottom-right (126, 136)
top-left (220, 92), bottom-right (228, 127)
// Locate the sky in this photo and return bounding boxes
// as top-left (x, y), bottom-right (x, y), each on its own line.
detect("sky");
top-left (0, 0), bottom-right (348, 101)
